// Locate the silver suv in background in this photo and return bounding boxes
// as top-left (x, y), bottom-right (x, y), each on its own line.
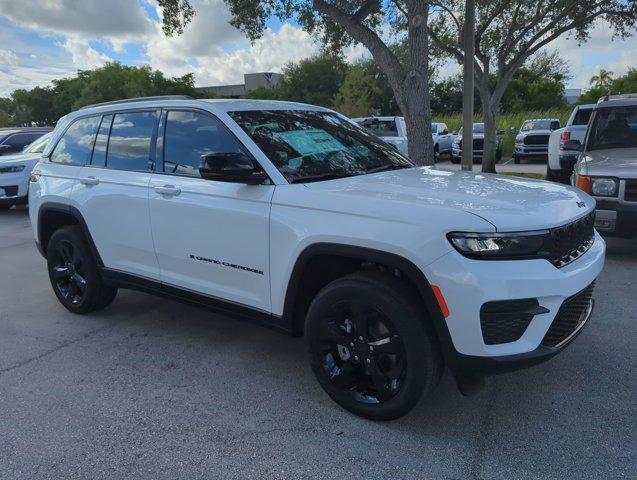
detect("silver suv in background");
top-left (513, 118), bottom-right (561, 164)
top-left (571, 94), bottom-right (637, 237)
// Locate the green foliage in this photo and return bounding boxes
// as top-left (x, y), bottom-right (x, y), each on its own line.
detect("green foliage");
top-left (0, 62), bottom-right (197, 126)
top-left (579, 68), bottom-right (637, 103)
top-left (590, 69), bottom-right (614, 89)
top-left (333, 65), bottom-right (378, 117)
top-left (245, 86), bottom-right (281, 100)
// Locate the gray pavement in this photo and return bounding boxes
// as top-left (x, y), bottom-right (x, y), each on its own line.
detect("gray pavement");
top-left (1, 206), bottom-right (635, 480)
top-left (436, 156), bottom-right (548, 175)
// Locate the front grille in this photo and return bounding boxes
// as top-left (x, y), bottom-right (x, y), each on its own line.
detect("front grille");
top-left (541, 282), bottom-right (595, 347)
top-left (625, 180), bottom-right (637, 202)
top-left (480, 299), bottom-right (549, 345)
top-left (524, 134), bottom-right (550, 145)
top-left (546, 211), bottom-right (595, 268)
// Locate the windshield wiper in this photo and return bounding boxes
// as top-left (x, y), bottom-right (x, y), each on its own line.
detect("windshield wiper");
top-left (289, 171), bottom-right (359, 184)
top-left (365, 164), bottom-right (412, 174)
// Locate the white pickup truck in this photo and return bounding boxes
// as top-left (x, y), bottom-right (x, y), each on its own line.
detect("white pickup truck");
top-left (352, 116), bottom-right (455, 161)
top-left (547, 104), bottom-right (595, 183)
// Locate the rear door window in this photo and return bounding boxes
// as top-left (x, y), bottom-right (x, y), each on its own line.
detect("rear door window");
top-left (105, 111), bottom-right (157, 171)
top-left (90, 115), bottom-right (113, 167)
top-left (572, 109), bottom-right (593, 126)
top-left (50, 117), bottom-right (100, 165)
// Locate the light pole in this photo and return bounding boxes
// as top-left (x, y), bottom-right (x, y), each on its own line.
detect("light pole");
top-left (461, 0), bottom-right (475, 171)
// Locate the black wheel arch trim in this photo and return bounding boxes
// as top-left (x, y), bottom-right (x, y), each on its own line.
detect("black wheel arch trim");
top-left (282, 243), bottom-right (459, 366)
top-left (36, 202), bottom-right (104, 266)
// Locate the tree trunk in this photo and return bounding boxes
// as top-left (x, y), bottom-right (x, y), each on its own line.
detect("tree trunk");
top-left (403, 1), bottom-right (434, 166)
top-left (461, 0), bottom-right (475, 171)
top-left (480, 98), bottom-right (498, 173)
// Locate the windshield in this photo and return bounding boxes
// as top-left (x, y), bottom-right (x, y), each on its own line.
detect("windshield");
top-left (22, 132), bottom-right (52, 154)
top-left (458, 124), bottom-right (484, 135)
top-left (521, 120), bottom-right (559, 131)
top-left (229, 110), bottom-right (414, 183)
top-left (587, 106), bottom-right (637, 151)
top-left (357, 119), bottom-right (399, 137)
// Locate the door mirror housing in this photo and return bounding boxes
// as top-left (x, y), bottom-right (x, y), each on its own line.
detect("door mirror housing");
top-left (497, 130), bottom-right (505, 136)
top-left (563, 139), bottom-right (583, 152)
top-left (509, 127), bottom-right (518, 135)
top-left (441, 129), bottom-right (449, 135)
top-left (199, 152), bottom-right (267, 184)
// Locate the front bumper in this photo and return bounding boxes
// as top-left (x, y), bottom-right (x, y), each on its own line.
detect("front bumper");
top-left (595, 199), bottom-right (637, 237)
top-left (424, 231), bottom-right (605, 374)
top-left (0, 170), bottom-right (30, 205)
top-left (515, 145), bottom-right (548, 156)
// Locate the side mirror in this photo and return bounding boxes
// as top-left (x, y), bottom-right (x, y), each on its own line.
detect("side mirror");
top-left (441, 129), bottom-right (449, 135)
top-left (0, 144), bottom-right (11, 153)
top-left (452, 131), bottom-right (458, 135)
top-left (199, 152), bottom-right (267, 185)
top-left (509, 127), bottom-right (517, 134)
top-left (563, 139), bottom-right (583, 152)
top-left (497, 130), bottom-right (505, 136)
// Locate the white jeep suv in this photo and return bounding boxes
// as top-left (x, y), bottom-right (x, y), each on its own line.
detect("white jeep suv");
top-left (29, 96), bottom-right (605, 420)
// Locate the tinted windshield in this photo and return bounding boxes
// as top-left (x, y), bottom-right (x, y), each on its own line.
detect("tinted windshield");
top-left (458, 124), bottom-right (484, 135)
top-left (23, 132), bottom-right (52, 153)
top-left (521, 120), bottom-right (558, 131)
top-left (357, 119), bottom-right (398, 137)
top-left (229, 110), bottom-right (414, 183)
top-left (587, 106), bottom-right (637, 151)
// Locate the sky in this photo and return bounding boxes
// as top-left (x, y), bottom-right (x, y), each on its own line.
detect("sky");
top-left (0, 0), bottom-right (635, 97)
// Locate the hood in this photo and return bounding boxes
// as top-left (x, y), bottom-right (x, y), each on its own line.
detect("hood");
top-left (578, 149), bottom-right (637, 179)
top-left (0, 152), bottom-right (41, 165)
top-left (305, 167), bottom-right (594, 231)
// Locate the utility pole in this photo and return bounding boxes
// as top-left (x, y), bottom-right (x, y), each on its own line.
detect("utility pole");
top-left (461, 0), bottom-right (475, 171)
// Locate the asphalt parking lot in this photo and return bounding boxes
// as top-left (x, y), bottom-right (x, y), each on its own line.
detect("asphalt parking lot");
top-left (1, 206), bottom-right (635, 480)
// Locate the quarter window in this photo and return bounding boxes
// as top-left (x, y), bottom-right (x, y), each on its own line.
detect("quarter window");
top-left (50, 117), bottom-right (100, 165)
top-left (163, 110), bottom-right (247, 177)
top-left (106, 111), bottom-right (157, 171)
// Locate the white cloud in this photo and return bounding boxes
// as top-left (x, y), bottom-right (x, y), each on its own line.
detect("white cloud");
top-left (0, 49), bottom-right (19, 66)
top-left (60, 38), bottom-right (112, 70)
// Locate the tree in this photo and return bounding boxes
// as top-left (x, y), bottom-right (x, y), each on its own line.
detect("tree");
top-left (158, 0), bottom-right (437, 165)
top-left (590, 68), bottom-right (614, 89)
top-left (277, 53), bottom-right (349, 107)
top-left (333, 64), bottom-right (379, 116)
top-left (429, 1), bottom-right (637, 172)
top-left (245, 86), bottom-right (281, 100)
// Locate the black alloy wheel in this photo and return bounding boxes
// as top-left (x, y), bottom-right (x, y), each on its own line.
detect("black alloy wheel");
top-left (315, 300), bottom-right (406, 404)
top-left (47, 225), bottom-right (117, 313)
top-left (50, 239), bottom-right (87, 306)
top-left (306, 271), bottom-right (443, 420)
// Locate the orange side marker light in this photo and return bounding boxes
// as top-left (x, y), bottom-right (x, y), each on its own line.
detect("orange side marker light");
top-left (431, 285), bottom-right (450, 318)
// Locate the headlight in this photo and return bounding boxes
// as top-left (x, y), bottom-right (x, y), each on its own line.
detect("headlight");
top-left (576, 176), bottom-right (618, 197)
top-left (0, 165), bottom-right (25, 173)
top-left (447, 231), bottom-right (550, 259)
top-left (515, 136), bottom-right (523, 144)
top-left (591, 177), bottom-right (618, 197)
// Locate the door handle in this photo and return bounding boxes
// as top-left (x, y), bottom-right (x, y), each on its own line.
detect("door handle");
top-left (80, 176), bottom-right (99, 186)
top-left (154, 185), bottom-right (181, 196)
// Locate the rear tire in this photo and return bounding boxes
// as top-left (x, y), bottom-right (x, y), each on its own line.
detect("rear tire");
top-left (305, 271), bottom-right (443, 420)
top-left (47, 226), bottom-right (117, 314)
top-left (451, 156), bottom-right (460, 164)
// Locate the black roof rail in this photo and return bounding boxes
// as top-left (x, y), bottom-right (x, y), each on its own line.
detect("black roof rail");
top-left (79, 95), bottom-right (193, 110)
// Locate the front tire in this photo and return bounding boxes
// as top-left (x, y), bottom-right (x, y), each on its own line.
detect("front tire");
top-left (47, 226), bottom-right (117, 314)
top-left (305, 271), bottom-right (443, 420)
top-left (513, 154), bottom-right (521, 164)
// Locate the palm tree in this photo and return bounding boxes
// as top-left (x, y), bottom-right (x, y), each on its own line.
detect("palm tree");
top-left (590, 69), bottom-right (614, 89)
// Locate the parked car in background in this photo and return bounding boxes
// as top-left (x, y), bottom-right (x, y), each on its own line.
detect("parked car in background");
top-left (0, 132), bottom-right (52, 210)
top-left (352, 116), bottom-right (455, 161)
top-left (30, 96), bottom-right (604, 420)
top-left (0, 127), bottom-right (53, 157)
top-left (451, 123), bottom-right (502, 163)
top-left (548, 105), bottom-right (595, 183)
top-left (513, 119), bottom-right (561, 164)
top-left (572, 94), bottom-right (637, 237)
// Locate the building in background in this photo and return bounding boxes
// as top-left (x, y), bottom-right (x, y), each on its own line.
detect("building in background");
top-left (196, 72), bottom-right (283, 98)
top-left (564, 88), bottom-right (582, 104)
